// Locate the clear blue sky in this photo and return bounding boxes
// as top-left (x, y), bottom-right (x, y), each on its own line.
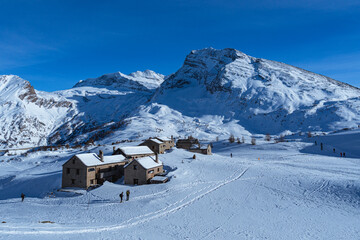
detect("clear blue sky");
top-left (0, 0), bottom-right (359, 91)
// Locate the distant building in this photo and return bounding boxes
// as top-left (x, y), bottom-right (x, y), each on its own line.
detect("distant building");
top-left (113, 146), bottom-right (155, 159)
top-left (176, 136), bottom-right (212, 155)
top-left (155, 136), bottom-right (175, 149)
top-left (124, 155), bottom-right (164, 185)
top-left (62, 151), bottom-right (127, 189)
top-left (189, 144), bottom-right (212, 155)
top-left (139, 138), bottom-right (166, 154)
top-left (176, 136), bottom-right (199, 150)
top-left (139, 136), bottom-right (174, 154)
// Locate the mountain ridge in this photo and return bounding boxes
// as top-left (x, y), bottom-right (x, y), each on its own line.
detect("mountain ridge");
top-left (0, 48), bottom-right (359, 148)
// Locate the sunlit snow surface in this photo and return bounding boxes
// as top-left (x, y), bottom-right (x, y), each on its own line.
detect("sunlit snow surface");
top-left (1, 48), bottom-right (360, 149)
top-left (0, 130), bottom-right (359, 239)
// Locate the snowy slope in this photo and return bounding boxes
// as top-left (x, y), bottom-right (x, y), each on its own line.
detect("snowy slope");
top-left (0, 75), bottom-right (75, 148)
top-left (0, 132), bottom-right (359, 239)
top-left (1, 48), bottom-right (360, 148)
top-left (152, 48), bottom-right (360, 134)
top-left (74, 70), bottom-right (165, 90)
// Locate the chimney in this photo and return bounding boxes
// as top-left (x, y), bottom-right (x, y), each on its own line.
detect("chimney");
top-left (99, 150), bottom-right (104, 162)
top-left (155, 153), bottom-right (159, 163)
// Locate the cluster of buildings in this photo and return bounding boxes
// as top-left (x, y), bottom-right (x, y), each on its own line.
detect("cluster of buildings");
top-left (62, 136), bottom-right (211, 189)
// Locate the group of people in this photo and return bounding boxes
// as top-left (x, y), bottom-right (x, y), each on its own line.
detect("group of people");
top-left (20, 190), bottom-right (132, 204)
top-left (315, 141), bottom-right (346, 157)
top-left (119, 190), bottom-right (130, 203)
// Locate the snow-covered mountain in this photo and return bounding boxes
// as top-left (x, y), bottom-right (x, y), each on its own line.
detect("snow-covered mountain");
top-left (150, 48), bottom-right (360, 135)
top-left (0, 75), bottom-right (75, 148)
top-left (1, 48), bottom-right (359, 148)
top-left (74, 70), bottom-right (165, 90)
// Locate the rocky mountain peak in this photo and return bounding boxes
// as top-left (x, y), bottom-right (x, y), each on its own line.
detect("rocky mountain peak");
top-left (74, 70), bottom-right (165, 91)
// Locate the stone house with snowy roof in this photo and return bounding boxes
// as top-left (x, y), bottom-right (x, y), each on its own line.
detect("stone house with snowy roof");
top-left (62, 150), bottom-right (128, 189)
top-left (155, 136), bottom-right (175, 149)
top-left (113, 146), bottom-right (155, 159)
top-left (189, 144), bottom-right (212, 155)
top-left (139, 138), bottom-right (167, 154)
top-left (176, 136), bottom-right (200, 150)
top-left (124, 155), bottom-right (164, 185)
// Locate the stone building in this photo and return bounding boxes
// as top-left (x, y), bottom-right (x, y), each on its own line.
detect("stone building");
top-left (139, 138), bottom-right (167, 154)
top-left (189, 144), bottom-right (212, 155)
top-left (155, 136), bottom-right (175, 149)
top-left (124, 155), bottom-right (164, 185)
top-left (62, 151), bottom-right (127, 189)
top-left (176, 136), bottom-right (200, 149)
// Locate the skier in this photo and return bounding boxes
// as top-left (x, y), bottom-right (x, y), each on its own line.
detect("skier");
top-left (320, 143), bottom-right (323, 151)
top-left (333, 148), bottom-right (335, 153)
top-left (21, 193), bottom-right (25, 202)
top-left (343, 152), bottom-right (346, 157)
top-left (230, 153), bottom-right (232, 158)
top-left (340, 152), bottom-right (343, 157)
top-left (126, 190), bottom-right (130, 201)
top-left (119, 192), bottom-right (123, 203)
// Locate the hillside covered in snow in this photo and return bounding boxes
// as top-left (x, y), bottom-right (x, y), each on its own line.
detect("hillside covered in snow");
top-left (0, 48), bottom-right (359, 148)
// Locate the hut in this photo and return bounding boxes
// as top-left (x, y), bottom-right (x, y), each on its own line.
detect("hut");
top-left (62, 151), bottom-right (127, 189)
top-left (124, 155), bottom-right (164, 185)
top-left (176, 136), bottom-right (199, 150)
top-left (139, 138), bottom-right (166, 154)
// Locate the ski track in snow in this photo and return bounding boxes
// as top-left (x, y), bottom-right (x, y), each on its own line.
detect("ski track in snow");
top-left (0, 167), bottom-right (249, 235)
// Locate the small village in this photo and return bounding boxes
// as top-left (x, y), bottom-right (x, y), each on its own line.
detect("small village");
top-left (61, 136), bottom-right (212, 190)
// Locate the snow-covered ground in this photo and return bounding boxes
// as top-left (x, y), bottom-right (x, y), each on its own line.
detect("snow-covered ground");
top-left (0, 131), bottom-right (359, 239)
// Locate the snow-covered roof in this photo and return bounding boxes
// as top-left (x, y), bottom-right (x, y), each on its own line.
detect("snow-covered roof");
top-left (120, 146), bottom-right (154, 156)
top-left (190, 144), bottom-right (200, 149)
top-left (125, 156), bottom-right (162, 170)
top-left (150, 138), bottom-right (163, 144)
top-left (151, 176), bottom-right (168, 182)
top-left (156, 137), bottom-right (171, 142)
top-left (74, 153), bottom-right (126, 167)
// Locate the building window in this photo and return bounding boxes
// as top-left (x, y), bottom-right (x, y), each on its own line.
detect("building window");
top-left (133, 165), bottom-right (137, 170)
top-left (67, 168), bottom-right (70, 174)
top-left (76, 169), bottom-right (80, 175)
top-left (90, 179), bottom-right (94, 184)
top-left (134, 179), bottom-right (139, 185)
top-left (88, 168), bottom-right (95, 172)
top-left (148, 170), bottom-right (154, 174)
top-left (71, 179), bottom-right (75, 184)
top-left (157, 168), bottom-right (160, 172)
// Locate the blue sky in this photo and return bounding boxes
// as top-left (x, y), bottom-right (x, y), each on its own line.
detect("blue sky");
top-left (0, 0), bottom-right (359, 91)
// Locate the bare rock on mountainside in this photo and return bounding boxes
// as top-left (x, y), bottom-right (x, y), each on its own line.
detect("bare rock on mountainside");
top-left (0, 48), bottom-right (359, 148)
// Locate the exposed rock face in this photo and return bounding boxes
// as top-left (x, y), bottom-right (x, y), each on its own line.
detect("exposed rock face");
top-left (74, 70), bottom-right (165, 91)
top-left (153, 48), bottom-right (360, 134)
top-left (1, 48), bottom-right (359, 148)
top-left (0, 75), bottom-right (75, 148)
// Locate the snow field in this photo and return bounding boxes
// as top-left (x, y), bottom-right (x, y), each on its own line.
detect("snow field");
top-left (0, 135), bottom-right (359, 239)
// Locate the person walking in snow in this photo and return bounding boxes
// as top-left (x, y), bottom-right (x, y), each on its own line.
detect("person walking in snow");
top-left (119, 192), bottom-right (123, 203)
top-left (340, 152), bottom-right (343, 157)
top-left (21, 193), bottom-right (25, 202)
top-left (230, 153), bottom-right (232, 158)
top-left (343, 152), bottom-right (346, 157)
top-left (333, 148), bottom-right (335, 153)
top-left (126, 190), bottom-right (130, 201)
